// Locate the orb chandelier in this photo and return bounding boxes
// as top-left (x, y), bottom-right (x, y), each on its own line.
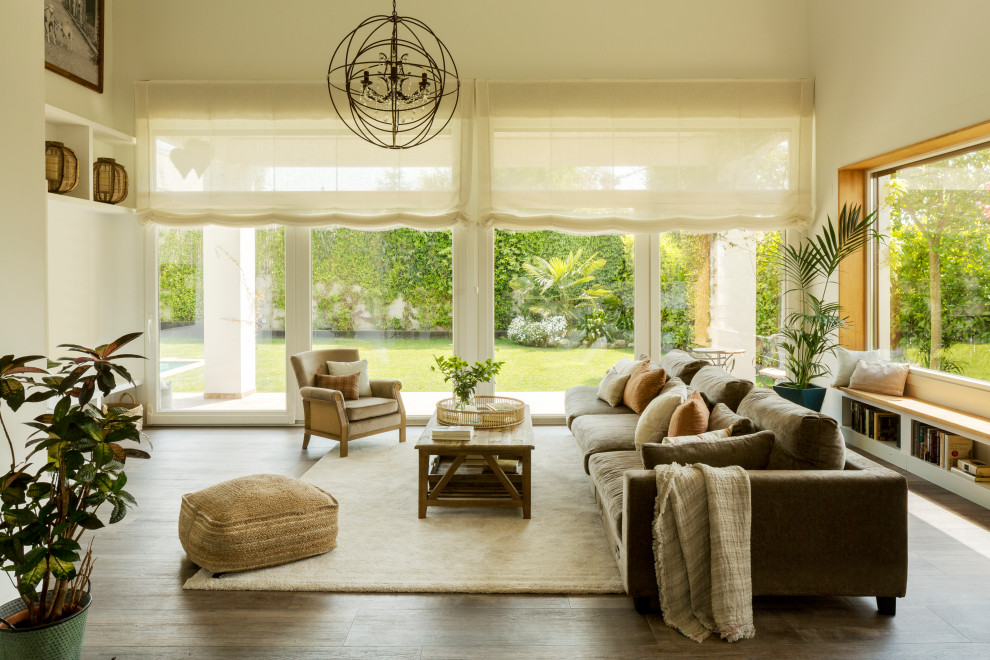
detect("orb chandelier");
top-left (327, 0), bottom-right (460, 150)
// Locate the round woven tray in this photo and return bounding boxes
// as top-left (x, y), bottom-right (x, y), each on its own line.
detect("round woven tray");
top-left (436, 395), bottom-right (525, 429)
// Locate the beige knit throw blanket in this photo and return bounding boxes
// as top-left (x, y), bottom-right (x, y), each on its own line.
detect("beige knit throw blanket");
top-left (653, 463), bottom-right (755, 643)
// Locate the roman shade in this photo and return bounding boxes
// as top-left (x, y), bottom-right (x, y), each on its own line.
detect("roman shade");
top-left (135, 79), bottom-right (813, 232)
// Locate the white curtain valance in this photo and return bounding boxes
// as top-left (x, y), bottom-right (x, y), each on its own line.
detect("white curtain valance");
top-left (135, 79), bottom-right (813, 232)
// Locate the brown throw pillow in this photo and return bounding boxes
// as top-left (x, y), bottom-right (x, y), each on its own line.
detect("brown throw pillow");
top-left (708, 403), bottom-right (756, 436)
top-left (315, 372), bottom-right (360, 400)
top-left (667, 390), bottom-right (709, 436)
top-left (622, 363), bottom-right (668, 414)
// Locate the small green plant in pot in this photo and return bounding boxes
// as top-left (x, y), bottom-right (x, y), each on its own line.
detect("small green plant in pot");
top-left (0, 333), bottom-right (149, 658)
top-left (431, 356), bottom-right (505, 409)
top-left (775, 205), bottom-right (882, 411)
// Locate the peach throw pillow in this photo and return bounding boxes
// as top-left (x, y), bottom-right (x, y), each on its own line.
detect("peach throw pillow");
top-left (667, 390), bottom-right (710, 437)
top-left (622, 363), bottom-right (668, 414)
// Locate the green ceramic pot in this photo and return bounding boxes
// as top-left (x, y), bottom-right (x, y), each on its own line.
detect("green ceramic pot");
top-left (772, 382), bottom-right (827, 412)
top-left (0, 592), bottom-right (92, 660)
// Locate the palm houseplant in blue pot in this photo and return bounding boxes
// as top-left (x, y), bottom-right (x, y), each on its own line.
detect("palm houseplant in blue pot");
top-left (0, 333), bottom-right (149, 660)
top-left (774, 205), bottom-right (881, 411)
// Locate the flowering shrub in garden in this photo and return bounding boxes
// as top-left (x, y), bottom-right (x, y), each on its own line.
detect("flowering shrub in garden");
top-left (507, 316), bottom-right (568, 347)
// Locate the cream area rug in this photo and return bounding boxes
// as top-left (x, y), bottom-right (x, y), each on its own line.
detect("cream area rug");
top-left (183, 426), bottom-right (624, 593)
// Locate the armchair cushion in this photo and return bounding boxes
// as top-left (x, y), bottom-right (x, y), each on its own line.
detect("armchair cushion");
top-left (326, 359), bottom-right (372, 397)
top-left (299, 386), bottom-right (342, 403)
top-left (315, 372), bottom-right (360, 400)
top-left (344, 397), bottom-right (399, 422)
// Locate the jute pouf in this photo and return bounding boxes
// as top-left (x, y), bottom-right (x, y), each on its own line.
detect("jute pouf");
top-left (179, 474), bottom-right (338, 574)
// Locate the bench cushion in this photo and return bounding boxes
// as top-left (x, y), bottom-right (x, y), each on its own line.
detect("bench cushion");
top-left (565, 385), bottom-right (635, 429)
top-left (571, 414), bottom-right (640, 473)
top-left (588, 450), bottom-right (644, 540)
top-left (179, 474), bottom-right (338, 574)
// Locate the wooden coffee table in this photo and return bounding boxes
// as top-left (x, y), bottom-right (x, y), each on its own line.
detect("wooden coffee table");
top-left (416, 406), bottom-right (534, 518)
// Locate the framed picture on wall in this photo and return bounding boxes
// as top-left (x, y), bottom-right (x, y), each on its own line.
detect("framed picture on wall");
top-left (44, 0), bottom-right (104, 93)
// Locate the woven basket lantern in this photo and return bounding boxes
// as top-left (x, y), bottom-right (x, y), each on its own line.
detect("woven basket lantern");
top-left (93, 157), bottom-right (128, 204)
top-left (45, 141), bottom-right (79, 194)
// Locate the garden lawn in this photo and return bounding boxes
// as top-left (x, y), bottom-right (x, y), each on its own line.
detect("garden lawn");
top-left (159, 336), bottom-right (633, 393)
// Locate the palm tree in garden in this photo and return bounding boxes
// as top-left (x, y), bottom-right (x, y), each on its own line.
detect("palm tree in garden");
top-left (510, 249), bottom-right (610, 324)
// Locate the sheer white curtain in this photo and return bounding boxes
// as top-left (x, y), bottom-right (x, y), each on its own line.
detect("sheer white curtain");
top-left (479, 79), bottom-right (814, 233)
top-left (135, 79), bottom-right (813, 232)
top-left (135, 82), bottom-right (462, 228)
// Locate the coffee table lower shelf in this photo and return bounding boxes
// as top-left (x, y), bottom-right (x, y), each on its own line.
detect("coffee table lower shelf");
top-left (417, 451), bottom-right (532, 518)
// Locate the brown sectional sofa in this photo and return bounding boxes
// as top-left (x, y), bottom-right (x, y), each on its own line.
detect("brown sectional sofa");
top-left (565, 350), bottom-right (909, 615)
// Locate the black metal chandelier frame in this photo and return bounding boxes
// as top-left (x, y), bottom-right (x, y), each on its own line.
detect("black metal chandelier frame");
top-left (327, 0), bottom-right (460, 150)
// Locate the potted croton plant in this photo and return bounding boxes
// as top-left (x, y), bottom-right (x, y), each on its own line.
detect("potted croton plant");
top-left (432, 355), bottom-right (505, 409)
top-left (0, 333), bottom-right (149, 659)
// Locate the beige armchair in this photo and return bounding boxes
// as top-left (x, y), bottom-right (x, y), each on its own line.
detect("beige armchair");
top-left (290, 348), bottom-right (406, 457)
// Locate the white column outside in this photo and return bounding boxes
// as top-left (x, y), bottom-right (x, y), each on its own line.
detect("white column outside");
top-left (204, 227), bottom-right (256, 398)
top-left (709, 230), bottom-right (757, 380)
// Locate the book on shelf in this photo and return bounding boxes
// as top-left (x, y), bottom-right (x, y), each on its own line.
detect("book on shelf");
top-left (941, 435), bottom-right (973, 470)
top-left (950, 466), bottom-right (990, 482)
top-left (957, 458), bottom-right (990, 477)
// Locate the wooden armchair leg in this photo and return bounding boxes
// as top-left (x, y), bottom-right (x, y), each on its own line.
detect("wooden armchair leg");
top-left (399, 426), bottom-right (406, 443)
top-left (339, 439), bottom-right (348, 458)
top-left (302, 432), bottom-right (311, 449)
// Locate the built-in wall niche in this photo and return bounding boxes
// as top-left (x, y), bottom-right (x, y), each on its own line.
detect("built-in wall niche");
top-left (44, 105), bottom-right (136, 214)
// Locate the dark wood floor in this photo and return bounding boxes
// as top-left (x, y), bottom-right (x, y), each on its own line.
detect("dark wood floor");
top-left (82, 426), bottom-right (990, 659)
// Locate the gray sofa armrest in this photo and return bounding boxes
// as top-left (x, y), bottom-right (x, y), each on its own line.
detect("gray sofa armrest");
top-left (621, 461), bottom-right (908, 603)
top-left (748, 464), bottom-right (907, 598)
top-left (369, 379), bottom-right (402, 399)
top-left (299, 386), bottom-right (343, 403)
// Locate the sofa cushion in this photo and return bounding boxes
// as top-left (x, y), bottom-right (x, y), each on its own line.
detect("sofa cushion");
top-left (622, 363), bottom-right (668, 414)
top-left (708, 403), bottom-right (756, 436)
top-left (641, 430), bottom-right (775, 470)
top-left (565, 385), bottom-right (635, 430)
top-left (634, 377), bottom-right (687, 449)
top-left (588, 450), bottom-right (644, 541)
top-left (343, 396), bottom-right (399, 421)
top-left (667, 390), bottom-right (709, 436)
top-left (571, 414), bottom-right (640, 473)
top-left (737, 388), bottom-right (844, 470)
top-left (659, 350), bottom-right (710, 385)
top-left (663, 428), bottom-right (732, 444)
top-left (597, 370), bottom-right (631, 406)
top-left (691, 365), bottom-right (754, 412)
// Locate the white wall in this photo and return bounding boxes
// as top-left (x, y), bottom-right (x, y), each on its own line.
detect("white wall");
top-left (110, 0), bottom-right (811, 133)
top-left (810, 0), bottom-right (990, 414)
top-left (0, 0), bottom-right (47, 607)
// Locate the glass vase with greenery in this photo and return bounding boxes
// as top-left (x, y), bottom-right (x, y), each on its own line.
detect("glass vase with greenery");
top-left (778, 205), bottom-right (882, 391)
top-left (431, 356), bottom-right (505, 408)
top-left (0, 333), bottom-right (149, 630)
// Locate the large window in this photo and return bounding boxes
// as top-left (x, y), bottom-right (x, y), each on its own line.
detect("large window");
top-left (874, 143), bottom-right (990, 381)
top-left (311, 228), bottom-right (453, 414)
top-left (493, 230), bottom-right (635, 406)
top-left (659, 230), bottom-right (782, 381)
top-left (157, 226), bottom-right (287, 412)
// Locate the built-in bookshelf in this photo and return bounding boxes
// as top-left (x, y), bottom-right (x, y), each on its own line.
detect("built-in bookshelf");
top-left (838, 385), bottom-right (990, 509)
